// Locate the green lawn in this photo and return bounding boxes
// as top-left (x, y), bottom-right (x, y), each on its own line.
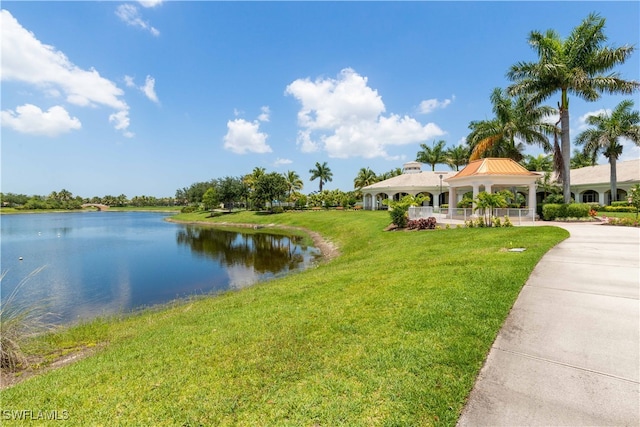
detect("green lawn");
top-left (1, 211), bottom-right (567, 426)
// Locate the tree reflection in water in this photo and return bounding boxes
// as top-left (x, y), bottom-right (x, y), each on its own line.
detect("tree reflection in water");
top-left (176, 226), bottom-right (320, 275)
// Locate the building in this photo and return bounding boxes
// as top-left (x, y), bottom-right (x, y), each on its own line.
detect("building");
top-left (361, 158), bottom-right (640, 211)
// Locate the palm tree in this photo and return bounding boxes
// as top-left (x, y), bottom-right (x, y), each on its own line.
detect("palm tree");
top-left (354, 167), bottom-right (378, 190)
top-left (521, 154), bottom-right (553, 172)
top-left (445, 144), bottom-right (469, 171)
top-left (309, 162), bottom-right (333, 192)
top-left (507, 13), bottom-right (639, 203)
top-left (575, 99), bottom-right (640, 202)
top-left (416, 140), bottom-right (447, 171)
top-left (570, 148), bottom-right (597, 169)
top-left (467, 88), bottom-right (555, 162)
top-left (283, 170), bottom-right (303, 198)
top-left (378, 168), bottom-right (402, 180)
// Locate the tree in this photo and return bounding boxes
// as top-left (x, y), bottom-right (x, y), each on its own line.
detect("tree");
top-left (570, 148), bottom-right (597, 169)
top-left (507, 13), bottom-right (639, 203)
top-left (354, 167), bottom-right (378, 190)
top-left (473, 191), bottom-right (508, 226)
top-left (309, 162), bottom-right (333, 192)
top-left (254, 172), bottom-right (288, 211)
top-left (378, 168), bottom-right (402, 181)
top-left (521, 154), bottom-right (552, 172)
top-left (283, 170), bottom-right (303, 198)
top-left (383, 194), bottom-right (428, 228)
top-left (575, 100), bottom-right (640, 203)
top-left (416, 140), bottom-right (447, 171)
top-left (467, 88), bottom-right (555, 162)
top-left (202, 187), bottom-right (218, 211)
top-left (445, 144), bottom-right (469, 171)
top-left (217, 176), bottom-right (245, 210)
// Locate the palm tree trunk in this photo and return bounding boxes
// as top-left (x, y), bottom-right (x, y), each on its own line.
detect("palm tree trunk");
top-left (610, 156), bottom-right (618, 203)
top-left (560, 92), bottom-right (571, 203)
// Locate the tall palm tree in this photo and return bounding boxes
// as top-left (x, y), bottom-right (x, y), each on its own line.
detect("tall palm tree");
top-left (309, 162), bottom-right (333, 192)
top-left (445, 144), bottom-right (469, 171)
top-left (283, 170), bottom-right (303, 198)
top-left (416, 140), bottom-right (447, 171)
top-left (507, 13), bottom-right (639, 203)
top-left (467, 88), bottom-right (555, 162)
top-left (521, 153), bottom-right (553, 172)
top-left (575, 99), bottom-right (640, 202)
top-left (354, 167), bottom-right (378, 190)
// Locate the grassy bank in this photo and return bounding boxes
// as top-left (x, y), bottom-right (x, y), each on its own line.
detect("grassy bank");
top-left (0, 210), bottom-right (567, 425)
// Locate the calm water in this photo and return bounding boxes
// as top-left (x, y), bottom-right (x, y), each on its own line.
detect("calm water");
top-left (0, 212), bottom-right (321, 324)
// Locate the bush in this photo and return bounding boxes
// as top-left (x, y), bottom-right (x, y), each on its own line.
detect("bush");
top-left (603, 206), bottom-right (636, 213)
top-left (611, 201), bottom-right (630, 207)
top-left (407, 217), bottom-right (437, 230)
top-left (180, 206), bottom-right (197, 213)
top-left (543, 194), bottom-right (564, 204)
top-left (272, 206), bottom-right (284, 214)
top-left (389, 206), bottom-right (408, 228)
top-left (587, 203), bottom-right (601, 212)
top-left (543, 204), bottom-right (562, 221)
top-left (565, 203), bottom-right (590, 218)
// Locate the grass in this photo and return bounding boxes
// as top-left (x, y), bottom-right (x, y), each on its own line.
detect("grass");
top-left (0, 210), bottom-right (567, 425)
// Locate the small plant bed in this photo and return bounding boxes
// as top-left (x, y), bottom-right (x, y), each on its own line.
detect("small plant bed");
top-left (407, 217), bottom-right (438, 230)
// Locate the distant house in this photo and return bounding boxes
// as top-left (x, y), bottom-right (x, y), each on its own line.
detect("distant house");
top-left (361, 157), bottom-right (640, 210)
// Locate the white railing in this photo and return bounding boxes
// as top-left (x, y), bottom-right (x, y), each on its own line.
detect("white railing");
top-left (409, 206), bottom-right (536, 225)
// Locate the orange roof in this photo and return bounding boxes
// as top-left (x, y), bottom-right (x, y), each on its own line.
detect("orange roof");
top-left (450, 158), bottom-right (538, 179)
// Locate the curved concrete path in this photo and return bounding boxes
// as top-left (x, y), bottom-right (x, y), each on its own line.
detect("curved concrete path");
top-left (458, 222), bottom-right (640, 426)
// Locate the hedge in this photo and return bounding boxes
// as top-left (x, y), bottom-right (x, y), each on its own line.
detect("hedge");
top-left (543, 203), bottom-right (590, 220)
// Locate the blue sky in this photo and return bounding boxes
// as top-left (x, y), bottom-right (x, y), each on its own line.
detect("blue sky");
top-left (1, 1), bottom-right (639, 198)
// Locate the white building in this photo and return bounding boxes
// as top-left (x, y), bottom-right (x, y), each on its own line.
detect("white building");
top-left (361, 158), bottom-right (640, 211)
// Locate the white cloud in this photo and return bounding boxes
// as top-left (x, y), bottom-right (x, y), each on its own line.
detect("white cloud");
top-left (0, 10), bottom-right (132, 136)
top-left (109, 110), bottom-right (134, 138)
top-left (258, 106), bottom-right (270, 122)
top-left (138, 0), bottom-right (163, 8)
top-left (141, 75), bottom-right (159, 103)
top-left (286, 68), bottom-right (445, 159)
top-left (1, 104), bottom-right (81, 137)
top-left (124, 75), bottom-right (136, 88)
top-left (418, 96), bottom-right (455, 114)
top-left (115, 4), bottom-right (160, 36)
top-left (578, 108), bottom-right (610, 131)
top-left (274, 158), bottom-right (293, 167)
top-left (223, 119), bottom-right (271, 154)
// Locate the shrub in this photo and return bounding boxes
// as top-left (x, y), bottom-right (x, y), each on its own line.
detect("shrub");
top-left (180, 206), bottom-right (197, 213)
top-left (565, 203), bottom-right (590, 218)
top-left (603, 206), bottom-right (636, 213)
top-left (602, 216), bottom-right (640, 227)
top-left (389, 206), bottom-right (408, 228)
top-left (611, 201), bottom-right (631, 207)
top-left (587, 203), bottom-right (601, 212)
top-left (271, 206), bottom-right (284, 214)
top-left (543, 194), bottom-right (564, 204)
top-left (492, 216), bottom-right (501, 227)
top-left (543, 204), bottom-right (562, 221)
top-left (406, 217), bottom-right (437, 230)
top-left (502, 216), bottom-right (513, 227)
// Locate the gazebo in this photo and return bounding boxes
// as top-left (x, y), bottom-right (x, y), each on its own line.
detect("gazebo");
top-left (445, 158), bottom-right (540, 217)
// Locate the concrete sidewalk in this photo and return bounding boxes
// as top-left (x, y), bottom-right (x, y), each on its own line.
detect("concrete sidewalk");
top-left (458, 222), bottom-right (640, 426)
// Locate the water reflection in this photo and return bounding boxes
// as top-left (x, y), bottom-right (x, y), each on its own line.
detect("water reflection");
top-left (176, 226), bottom-right (320, 277)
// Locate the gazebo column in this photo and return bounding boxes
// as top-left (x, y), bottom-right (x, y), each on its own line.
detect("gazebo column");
top-left (472, 183), bottom-right (480, 211)
top-left (598, 190), bottom-right (606, 206)
top-left (448, 187), bottom-right (457, 219)
top-left (528, 183), bottom-right (536, 218)
top-left (485, 184), bottom-right (492, 194)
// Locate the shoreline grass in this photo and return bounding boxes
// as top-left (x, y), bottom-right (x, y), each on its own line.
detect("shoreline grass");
top-left (0, 211), bottom-right (567, 425)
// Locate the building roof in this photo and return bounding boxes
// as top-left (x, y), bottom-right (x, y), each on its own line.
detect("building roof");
top-left (570, 158), bottom-right (640, 186)
top-left (362, 170), bottom-right (455, 190)
top-left (448, 158), bottom-right (539, 180)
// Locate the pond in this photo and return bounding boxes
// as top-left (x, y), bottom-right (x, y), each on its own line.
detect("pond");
top-left (0, 212), bottom-right (321, 324)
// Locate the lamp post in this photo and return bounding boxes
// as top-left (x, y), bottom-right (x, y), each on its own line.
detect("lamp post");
top-left (439, 174), bottom-right (443, 208)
